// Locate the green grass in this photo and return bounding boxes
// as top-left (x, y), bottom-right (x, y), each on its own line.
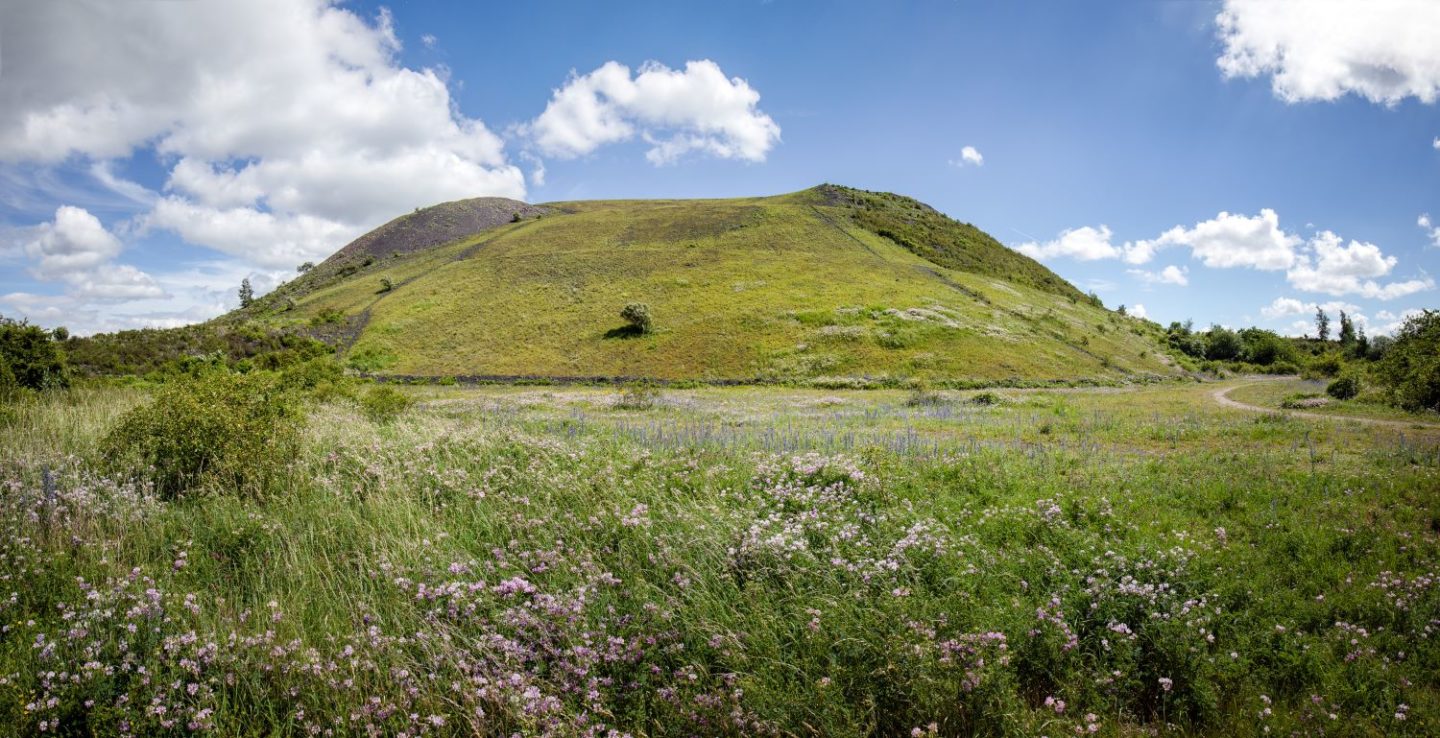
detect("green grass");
top-left (1227, 377), bottom-right (1440, 425)
top-left (232, 186), bottom-right (1179, 382)
top-left (2, 380), bottom-right (1438, 735)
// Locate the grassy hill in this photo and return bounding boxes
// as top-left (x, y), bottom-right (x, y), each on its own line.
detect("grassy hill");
top-left (236, 184), bottom-right (1178, 384)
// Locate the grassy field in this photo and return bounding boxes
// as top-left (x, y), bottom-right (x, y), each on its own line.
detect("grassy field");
top-left (2, 379), bottom-right (1438, 736)
top-left (1225, 378), bottom-right (1440, 426)
top-left (238, 186), bottom-right (1179, 383)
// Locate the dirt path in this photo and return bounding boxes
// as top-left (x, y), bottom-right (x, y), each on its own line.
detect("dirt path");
top-left (1212, 381), bottom-right (1440, 429)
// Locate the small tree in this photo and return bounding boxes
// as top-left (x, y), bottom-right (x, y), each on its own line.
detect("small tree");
top-left (1116, 304), bottom-right (1128, 316)
top-left (0, 317), bottom-right (69, 390)
top-left (1338, 311), bottom-right (1356, 349)
top-left (1376, 309), bottom-right (1440, 412)
top-left (379, 277), bottom-right (394, 293)
top-left (621, 303), bottom-right (653, 334)
top-left (297, 261), bottom-right (315, 273)
top-left (1204, 325), bottom-right (1242, 361)
top-left (238, 278), bottom-right (255, 308)
top-left (1315, 308), bottom-right (1331, 342)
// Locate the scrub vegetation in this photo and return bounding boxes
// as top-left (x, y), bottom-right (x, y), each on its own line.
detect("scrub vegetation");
top-left (2, 363), bottom-right (1439, 736)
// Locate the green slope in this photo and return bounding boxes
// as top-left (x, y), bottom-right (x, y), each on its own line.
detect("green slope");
top-left (247, 185), bottom-right (1179, 383)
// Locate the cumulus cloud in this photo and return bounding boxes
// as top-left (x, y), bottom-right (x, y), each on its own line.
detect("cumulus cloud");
top-left (1216, 0), bottom-right (1440, 104)
top-left (1285, 231), bottom-right (1433, 298)
top-left (1014, 225), bottom-right (1120, 261)
top-left (1128, 303), bottom-right (1148, 319)
top-left (1124, 210), bottom-right (1298, 270)
top-left (949, 146), bottom-right (984, 167)
top-left (1259, 297), bottom-right (1361, 320)
top-left (524, 60), bottom-right (781, 165)
top-left (0, 0), bottom-right (525, 271)
top-left (17, 206), bottom-right (164, 301)
top-left (1128, 265), bottom-right (1189, 286)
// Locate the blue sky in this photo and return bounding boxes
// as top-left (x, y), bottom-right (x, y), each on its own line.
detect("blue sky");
top-left (0, 0), bottom-right (1435, 336)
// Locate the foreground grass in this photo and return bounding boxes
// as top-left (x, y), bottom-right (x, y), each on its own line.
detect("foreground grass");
top-left (2, 382), bottom-right (1438, 736)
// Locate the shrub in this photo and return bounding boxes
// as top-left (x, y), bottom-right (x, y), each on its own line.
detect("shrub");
top-left (359, 385), bottom-right (413, 423)
top-left (1376, 309), bottom-right (1440, 412)
top-left (614, 382), bottom-right (660, 410)
top-left (1325, 373), bottom-right (1361, 401)
top-left (0, 317), bottom-right (69, 390)
top-left (620, 303), bottom-right (654, 334)
top-left (379, 277), bottom-right (393, 293)
top-left (1203, 327), bottom-right (1242, 361)
top-left (969, 391), bottom-right (1003, 406)
top-left (903, 382), bottom-right (945, 407)
top-left (102, 371), bottom-right (301, 500)
top-left (1303, 352), bottom-right (1344, 380)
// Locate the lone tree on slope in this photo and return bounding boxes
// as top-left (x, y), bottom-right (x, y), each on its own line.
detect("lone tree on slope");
top-left (621, 303), bottom-right (654, 334)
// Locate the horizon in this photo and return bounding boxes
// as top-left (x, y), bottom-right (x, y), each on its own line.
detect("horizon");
top-left (1, 0), bottom-right (1436, 336)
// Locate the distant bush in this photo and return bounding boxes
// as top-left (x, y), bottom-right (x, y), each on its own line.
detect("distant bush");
top-left (359, 385), bottom-right (413, 424)
top-left (1326, 373), bottom-right (1361, 401)
top-left (102, 371), bottom-right (301, 500)
top-left (613, 382), bottom-right (660, 410)
top-left (620, 303), bottom-right (654, 334)
top-left (379, 277), bottom-right (394, 293)
top-left (1203, 326), bottom-right (1242, 361)
top-left (903, 382), bottom-right (945, 407)
top-left (1376, 309), bottom-right (1440, 412)
top-left (311, 308), bottom-right (346, 326)
top-left (1303, 352), bottom-right (1344, 380)
top-left (0, 317), bottom-right (69, 390)
top-left (969, 391), bottom-right (1003, 406)
top-left (277, 357), bottom-right (355, 402)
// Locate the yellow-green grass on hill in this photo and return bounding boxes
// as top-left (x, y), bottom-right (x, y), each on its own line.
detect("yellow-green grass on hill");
top-left (250, 186), bottom-right (1180, 383)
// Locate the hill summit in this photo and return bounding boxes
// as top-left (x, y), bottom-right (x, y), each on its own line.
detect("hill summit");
top-left (245, 185), bottom-right (1175, 383)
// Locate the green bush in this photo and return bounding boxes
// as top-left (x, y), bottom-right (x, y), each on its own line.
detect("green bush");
top-left (102, 371), bottom-right (301, 500)
top-left (620, 303), bottom-right (654, 334)
top-left (1203, 327), bottom-right (1242, 361)
top-left (1325, 373), bottom-right (1361, 401)
top-left (1303, 352), bottom-right (1344, 380)
top-left (1376, 309), bottom-right (1440, 412)
top-left (0, 317), bottom-right (69, 390)
top-left (614, 382), bottom-right (660, 410)
top-left (359, 385), bottom-right (413, 424)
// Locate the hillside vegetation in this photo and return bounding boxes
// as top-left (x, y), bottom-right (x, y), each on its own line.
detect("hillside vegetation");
top-left (236, 185), bottom-right (1176, 383)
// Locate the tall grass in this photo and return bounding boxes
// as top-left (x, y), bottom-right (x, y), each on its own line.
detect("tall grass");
top-left (1, 384), bottom-right (1437, 735)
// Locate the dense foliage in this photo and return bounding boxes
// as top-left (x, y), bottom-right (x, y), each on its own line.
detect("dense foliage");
top-left (1376, 309), bottom-right (1440, 412)
top-left (65, 323), bottom-right (331, 377)
top-left (0, 317), bottom-right (69, 391)
top-left (101, 369), bottom-right (303, 499)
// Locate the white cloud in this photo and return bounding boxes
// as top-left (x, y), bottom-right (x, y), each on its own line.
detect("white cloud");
top-left (421, 34), bottom-right (437, 49)
top-left (1374, 308), bottom-right (1425, 336)
top-left (950, 146), bottom-right (984, 167)
top-left (1421, 213), bottom-right (1440, 247)
top-left (17, 206), bottom-right (165, 301)
top-left (23, 206), bottom-right (122, 281)
top-left (524, 60), bottom-right (781, 165)
top-left (144, 198), bottom-right (364, 270)
top-left (1434, 137), bottom-right (1440, 150)
top-left (1216, 0), bottom-right (1440, 105)
top-left (1124, 209), bottom-right (1299, 270)
top-left (1014, 225), bottom-right (1120, 261)
top-left (1285, 231), bottom-right (1433, 298)
top-left (1128, 265), bottom-right (1189, 286)
top-left (1260, 297), bottom-right (1361, 320)
top-left (0, 0), bottom-right (525, 273)
top-left (1129, 303), bottom-right (1148, 319)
